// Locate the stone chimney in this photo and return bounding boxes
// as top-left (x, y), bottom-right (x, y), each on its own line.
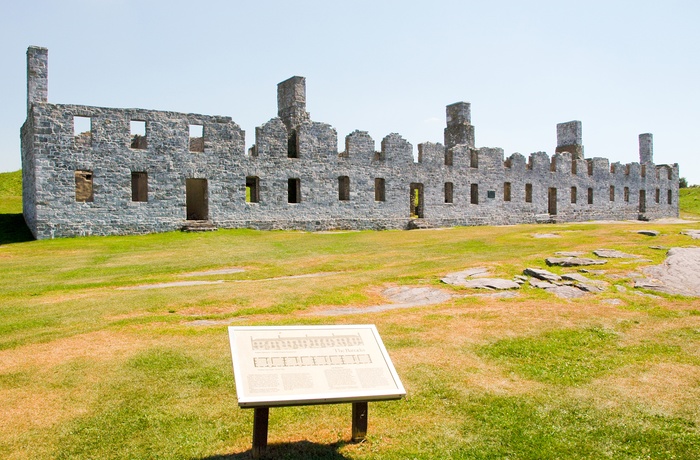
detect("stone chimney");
top-left (277, 76), bottom-right (309, 131)
top-left (27, 46), bottom-right (48, 113)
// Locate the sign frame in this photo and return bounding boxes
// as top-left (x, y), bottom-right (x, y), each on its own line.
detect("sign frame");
top-left (228, 324), bottom-right (406, 408)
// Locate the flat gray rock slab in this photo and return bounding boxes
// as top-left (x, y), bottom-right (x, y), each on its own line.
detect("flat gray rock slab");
top-left (546, 257), bottom-right (608, 267)
top-left (682, 230), bottom-right (700, 239)
top-left (555, 251), bottom-right (585, 257)
top-left (458, 278), bottom-right (521, 290)
top-left (638, 247), bottom-right (700, 297)
top-left (319, 286), bottom-right (453, 316)
top-left (524, 267), bottom-right (561, 281)
top-left (548, 285), bottom-right (588, 299)
top-left (458, 267), bottom-right (492, 278)
top-left (580, 269), bottom-right (606, 275)
top-left (441, 267), bottom-right (492, 285)
top-left (593, 249), bottom-right (640, 259)
top-left (562, 273), bottom-right (590, 283)
top-left (577, 282), bottom-right (606, 293)
top-left (638, 230), bottom-right (660, 236)
top-left (529, 279), bottom-right (558, 289)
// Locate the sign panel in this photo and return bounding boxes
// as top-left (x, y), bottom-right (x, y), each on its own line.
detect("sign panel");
top-left (228, 325), bottom-right (406, 408)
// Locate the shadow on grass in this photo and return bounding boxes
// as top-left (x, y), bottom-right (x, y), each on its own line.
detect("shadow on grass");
top-left (199, 440), bottom-right (351, 460)
top-left (0, 213), bottom-right (34, 244)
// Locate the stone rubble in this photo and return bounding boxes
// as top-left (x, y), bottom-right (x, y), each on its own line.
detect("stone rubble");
top-left (637, 230), bottom-right (660, 236)
top-left (546, 257), bottom-right (608, 267)
top-left (593, 249), bottom-right (640, 259)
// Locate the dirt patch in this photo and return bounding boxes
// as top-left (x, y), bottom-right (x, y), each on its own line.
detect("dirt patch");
top-left (180, 267), bottom-right (245, 277)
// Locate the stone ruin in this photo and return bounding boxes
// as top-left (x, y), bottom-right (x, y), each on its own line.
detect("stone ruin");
top-left (21, 46), bottom-right (679, 239)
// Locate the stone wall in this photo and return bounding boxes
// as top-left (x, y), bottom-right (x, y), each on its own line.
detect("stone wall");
top-left (21, 47), bottom-right (680, 239)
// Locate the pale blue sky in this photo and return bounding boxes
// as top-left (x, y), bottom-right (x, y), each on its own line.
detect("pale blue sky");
top-left (2, 0), bottom-right (699, 183)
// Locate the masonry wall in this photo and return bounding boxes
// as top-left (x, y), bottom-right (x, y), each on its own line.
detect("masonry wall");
top-left (21, 47), bottom-right (680, 239)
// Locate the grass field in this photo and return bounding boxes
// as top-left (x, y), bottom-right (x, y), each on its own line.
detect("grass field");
top-left (1, 171), bottom-right (700, 459)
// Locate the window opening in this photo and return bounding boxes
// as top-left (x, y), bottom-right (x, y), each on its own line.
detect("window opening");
top-left (130, 120), bottom-right (147, 149)
top-left (587, 160), bottom-right (593, 175)
top-left (610, 185), bottom-right (615, 201)
top-left (189, 124), bottom-right (204, 152)
top-left (375, 178), bottom-right (386, 202)
top-left (288, 130), bottom-right (298, 158)
top-left (470, 184), bottom-right (479, 204)
top-left (444, 182), bottom-right (453, 203)
top-left (587, 187), bottom-right (593, 204)
top-left (571, 186), bottom-right (577, 204)
top-left (504, 182), bottom-right (511, 202)
top-left (131, 172), bottom-right (148, 202)
top-left (624, 187), bottom-right (630, 202)
top-left (668, 189), bottom-right (672, 204)
top-left (639, 189), bottom-right (646, 213)
top-left (246, 176), bottom-right (260, 203)
top-left (445, 149), bottom-right (453, 166)
top-left (470, 150), bottom-right (478, 168)
top-left (74, 116), bottom-right (92, 146)
top-left (75, 170), bottom-right (94, 202)
top-left (525, 183), bottom-right (533, 203)
top-left (338, 176), bottom-right (350, 201)
top-left (288, 178), bottom-right (301, 203)
top-left (655, 188), bottom-right (660, 204)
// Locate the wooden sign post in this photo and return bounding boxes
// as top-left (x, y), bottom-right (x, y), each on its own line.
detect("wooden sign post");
top-left (228, 325), bottom-right (405, 458)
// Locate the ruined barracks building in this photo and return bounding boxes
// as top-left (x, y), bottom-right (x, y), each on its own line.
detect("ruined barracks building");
top-left (21, 46), bottom-right (679, 239)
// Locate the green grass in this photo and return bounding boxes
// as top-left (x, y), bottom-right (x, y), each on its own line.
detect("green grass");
top-left (1, 171), bottom-right (700, 458)
top-left (478, 326), bottom-right (680, 386)
top-left (680, 186), bottom-right (700, 218)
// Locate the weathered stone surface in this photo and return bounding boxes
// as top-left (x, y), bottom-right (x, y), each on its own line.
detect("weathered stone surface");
top-left (561, 273), bottom-right (590, 283)
top-left (577, 283), bottom-right (606, 293)
top-left (459, 267), bottom-right (491, 278)
top-left (638, 247), bottom-right (700, 296)
top-left (649, 245), bottom-right (667, 250)
top-left (580, 269), bottom-right (606, 275)
top-left (555, 251), bottom-right (584, 257)
top-left (524, 267), bottom-right (561, 281)
top-left (548, 285), bottom-right (588, 298)
top-left (319, 286), bottom-right (452, 315)
top-left (638, 230), bottom-right (660, 236)
top-left (21, 46), bottom-right (681, 239)
top-left (529, 279), bottom-right (558, 289)
top-left (593, 249), bottom-right (639, 259)
top-left (682, 230), bottom-right (700, 239)
top-left (458, 278), bottom-right (521, 290)
top-left (546, 257), bottom-right (608, 267)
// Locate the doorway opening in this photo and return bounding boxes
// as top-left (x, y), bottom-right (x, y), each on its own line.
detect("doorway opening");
top-left (548, 187), bottom-right (557, 215)
top-left (410, 183), bottom-right (424, 218)
top-left (186, 178), bottom-right (208, 220)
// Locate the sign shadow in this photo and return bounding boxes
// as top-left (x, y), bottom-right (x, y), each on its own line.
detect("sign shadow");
top-left (196, 439), bottom-right (352, 460)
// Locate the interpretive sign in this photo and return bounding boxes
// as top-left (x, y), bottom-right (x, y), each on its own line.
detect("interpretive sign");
top-left (228, 325), bottom-right (405, 408)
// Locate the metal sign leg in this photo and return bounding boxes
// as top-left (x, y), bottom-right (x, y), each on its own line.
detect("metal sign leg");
top-left (351, 401), bottom-right (368, 442)
top-left (252, 407), bottom-right (269, 458)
